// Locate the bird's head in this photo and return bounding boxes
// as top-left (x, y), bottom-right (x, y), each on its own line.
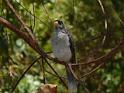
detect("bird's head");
top-left (54, 20), bottom-right (65, 30)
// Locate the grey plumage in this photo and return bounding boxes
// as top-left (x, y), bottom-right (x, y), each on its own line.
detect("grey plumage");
top-left (51, 20), bottom-right (77, 93)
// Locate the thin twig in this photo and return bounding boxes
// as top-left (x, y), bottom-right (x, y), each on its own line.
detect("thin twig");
top-left (42, 58), bottom-right (46, 84)
top-left (15, 0), bottom-right (49, 27)
top-left (80, 62), bottom-right (104, 79)
top-left (44, 58), bottom-right (68, 89)
top-left (11, 56), bottom-right (41, 93)
top-left (39, 58), bottom-right (67, 84)
top-left (97, 0), bottom-right (108, 45)
top-left (110, 1), bottom-right (124, 26)
top-left (0, 17), bottom-right (47, 58)
top-left (41, 2), bottom-right (52, 22)
top-left (72, 38), bottom-right (124, 66)
top-left (6, 0), bottom-right (35, 39)
top-left (68, 64), bottom-right (78, 80)
top-left (97, 0), bottom-right (106, 14)
top-left (32, 3), bottom-right (35, 31)
top-left (72, 0), bottom-right (75, 19)
top-left (9, 56), bottom-right (18, 65)
top-left (77, 34), bottom-right (103, 46)
top-left (6, 0), bottom-right (46, 56)
top-left (45, 70), bottom-right (66, 79)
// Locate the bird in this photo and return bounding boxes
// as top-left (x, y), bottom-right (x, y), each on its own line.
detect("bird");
top-left (51, 20), bottom-right (77, 93)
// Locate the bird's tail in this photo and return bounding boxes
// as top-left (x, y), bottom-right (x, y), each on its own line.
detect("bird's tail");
top-left (66, 65), bottom-right (77, 93)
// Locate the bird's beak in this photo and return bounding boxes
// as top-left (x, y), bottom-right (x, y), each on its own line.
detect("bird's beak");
top-left (54, 21), bottom-right (59, 28)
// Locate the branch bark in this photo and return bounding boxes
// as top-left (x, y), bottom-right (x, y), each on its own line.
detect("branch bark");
top-left (5, 0), bottom-right (48, 57)
top-left (6, 0), bottom-right (35, 39)
top-left (0, 17), bottom-right (47, 57)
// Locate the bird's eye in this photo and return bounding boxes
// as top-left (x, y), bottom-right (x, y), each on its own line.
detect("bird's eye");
top-left (54, 20), bottom-right (64, 29)
top-left (58, 20), bottom-right (63, 25)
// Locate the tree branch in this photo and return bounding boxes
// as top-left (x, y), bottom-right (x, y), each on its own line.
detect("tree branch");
top-left (6, 0), bottom-right (35, 39)
top-left (0, 17), bottom-right (47, 57)
top-left (72, 38), bottom-right (124, 66)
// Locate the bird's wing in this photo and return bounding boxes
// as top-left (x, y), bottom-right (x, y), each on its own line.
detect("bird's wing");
top-left (65, 29), bottom-right (76, 63)
top-left (64, 28), bottom-right (77, 93)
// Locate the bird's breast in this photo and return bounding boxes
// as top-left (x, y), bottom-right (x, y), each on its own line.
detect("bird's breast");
top-left (51, 32), bottom-right (72, 62)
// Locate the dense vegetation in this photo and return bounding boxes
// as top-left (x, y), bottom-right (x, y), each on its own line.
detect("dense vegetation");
top-left (0, 0), bottom-right (124, 93)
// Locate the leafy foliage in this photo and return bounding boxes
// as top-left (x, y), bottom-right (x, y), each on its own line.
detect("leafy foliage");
top-left (0, 0), bottom-right (124, 93)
